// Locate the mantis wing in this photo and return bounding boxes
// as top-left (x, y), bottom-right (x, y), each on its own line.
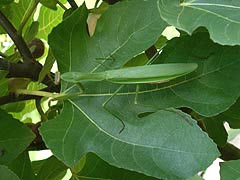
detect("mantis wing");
top-left (105, 63), bottom-right (198, 84)
top-left (61, 63), bottom-right (198, 84)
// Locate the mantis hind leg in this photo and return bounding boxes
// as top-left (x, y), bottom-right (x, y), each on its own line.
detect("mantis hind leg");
top-left (102, 85), bottom-right (126, 133)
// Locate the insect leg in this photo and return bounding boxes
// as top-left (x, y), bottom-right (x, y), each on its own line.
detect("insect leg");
top-left (102, 84), bottom-right (125, 133)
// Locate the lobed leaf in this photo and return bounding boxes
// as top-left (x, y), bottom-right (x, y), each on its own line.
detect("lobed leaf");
top-left (40, 101), bottom-right (219, 180)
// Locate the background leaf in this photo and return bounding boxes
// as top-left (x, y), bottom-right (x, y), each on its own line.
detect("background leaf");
top-left (220, 160), bottom-right (240, 180)
top-left (150, 32), bottom-right (240, 117)
top-left (203, 118), bottom-right (227, 147)
top-left (0, 165), bottom-right (20, 180)
top-left (158, 0), bottom-right (240, 45)
top-left (37, 5), bottom-right (64, 40)
top-left (0, 109), bottom-right (35, 165)
top-left (8, 151), bottom-right (35, 180)
top-left (35, 156), bottom-right (68, 180)
top-left (77, 153), bottom-right (160, 180)
top-left (0, 0), bottom-right (34, 34)
top-left (0, 0), bottom-right (13, 5)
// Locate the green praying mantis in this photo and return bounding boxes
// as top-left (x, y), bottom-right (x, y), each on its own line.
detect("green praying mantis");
top-left (61, 61), bottom-right (198, 133)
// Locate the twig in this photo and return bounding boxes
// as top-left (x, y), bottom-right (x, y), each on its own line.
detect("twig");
top-left (57, 1), bottom-right (68, 10)
top-left (67, 0), bottom-right (78, 10)
top-left (35, 98), bottom-right (48, 122)
top-left (0, 10), bottom-right (33, 63)
top-left (0, 86), bottom-right (59, 106)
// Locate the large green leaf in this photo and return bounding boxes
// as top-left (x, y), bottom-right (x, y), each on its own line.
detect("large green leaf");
top-left (0, 110), bottom-right (35, 164)
top-left (78, 153), bottom-right (160, 180)
top-left (40, 101), bottom-right (219, 180)
top-left (220, 160), bottom-right (240, 180)
top-left (8, 151), bottom-right (35, 180)
top-left (0, 165), bottom-right (20, 180)
top-left (49, 0), bottom-right (167, 73)
top-left (158, 0), bottom-right (240, 45)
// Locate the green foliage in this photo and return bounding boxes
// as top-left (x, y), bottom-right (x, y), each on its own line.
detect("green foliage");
top-left (34, 156), bottom-right (68, 180)
top-left (0, 165), bottom-right (20, 180)
top-left (220, 160), bottom-right (240, 180)
top-left (8, 151), bottom-right (35, 180)
top-left (158, 0), bottom-right (240, 45)
top-left (1, 0), bottom-right (240, 180)
top-left (0, 110), bottom-right (35, 165)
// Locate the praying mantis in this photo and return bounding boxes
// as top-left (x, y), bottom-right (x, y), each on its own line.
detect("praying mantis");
top-left (61, 62), bottom-right (198, 133)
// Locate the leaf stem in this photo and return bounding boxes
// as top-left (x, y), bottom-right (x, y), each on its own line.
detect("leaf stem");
top-left (35, 98), bottom-right (48, 121)
top-left (18, 0), bottom-right (40, 36)
top-left (15, 89), bottom-right (55, 97)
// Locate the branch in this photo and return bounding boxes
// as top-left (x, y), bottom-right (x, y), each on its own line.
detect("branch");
top-left (67, 0), bottom-right (78, 10)
top-left (218, 143), bottom-right (240, 161)
top-left (0, 58), bottom-right (57, 88)
top-left (0, 10), bottom-right (33, 63)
